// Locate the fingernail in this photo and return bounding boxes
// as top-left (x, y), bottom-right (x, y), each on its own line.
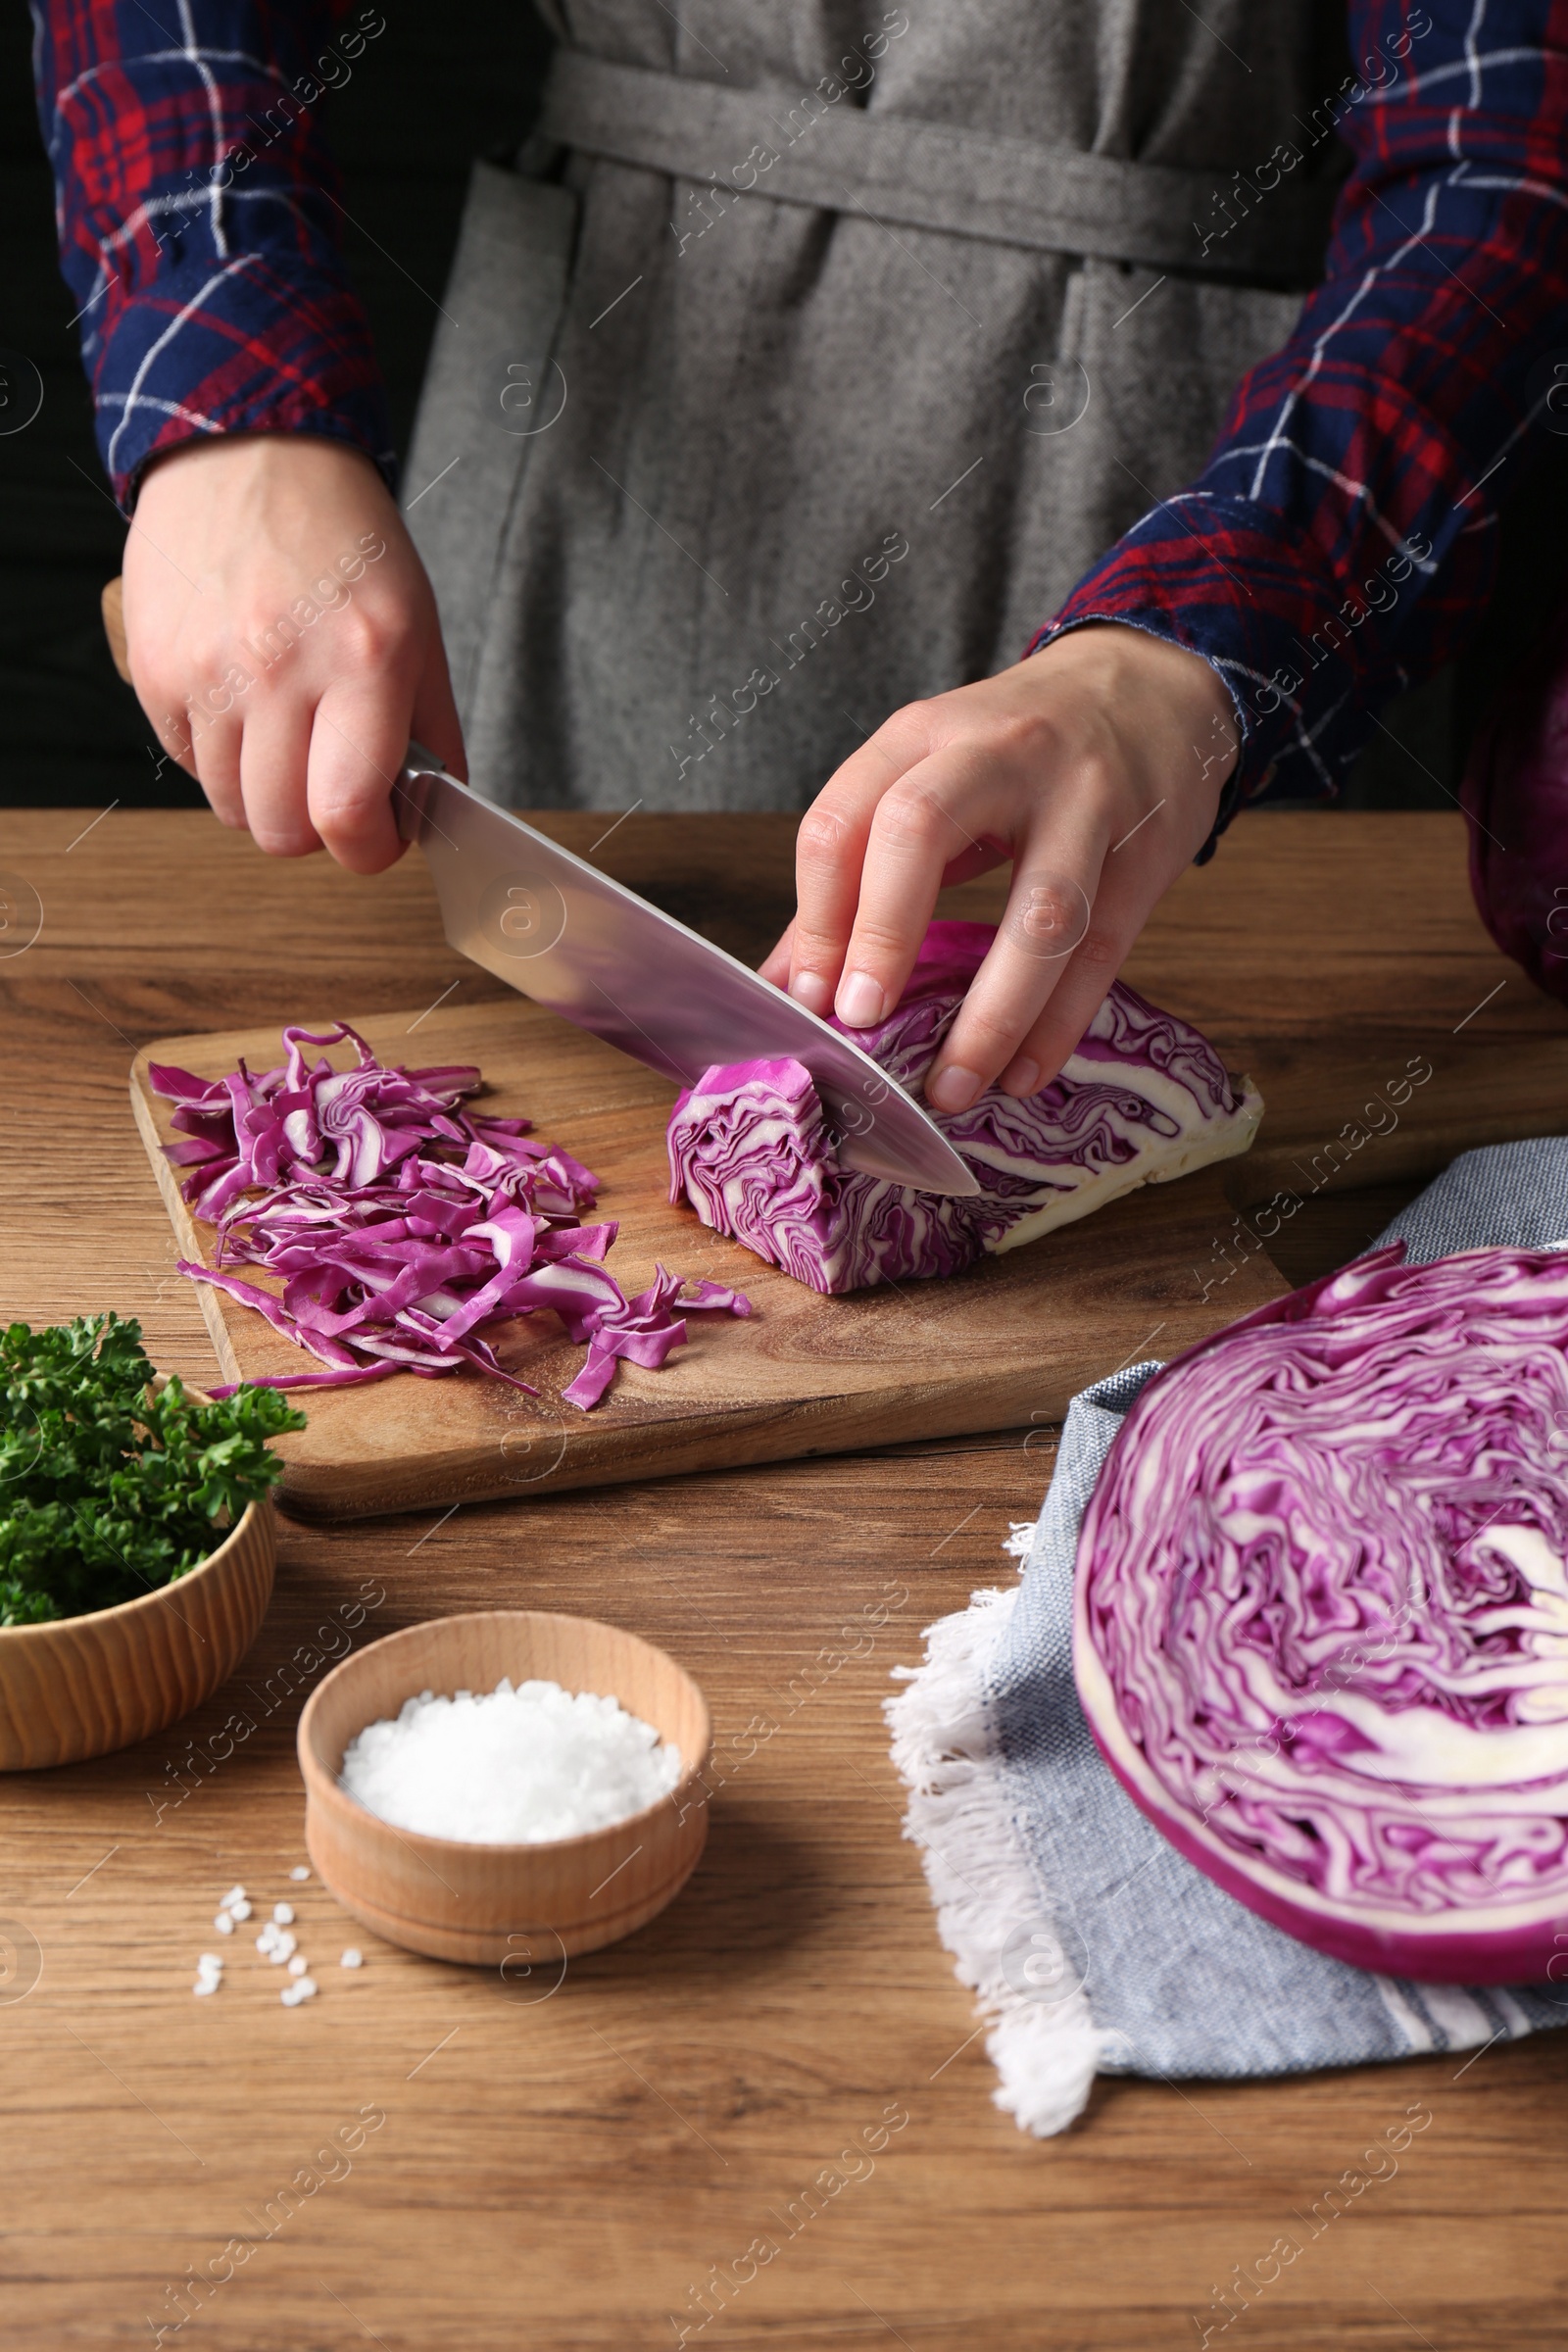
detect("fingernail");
top-left (835, 971), bottom-right (886, 1028)
top-left (789, 970), bottom-right (833, 1015)
top-left (926, 1064), bottom-right (983, 1114)
top-left (1002, 1057), bottom-right (1041, 1098)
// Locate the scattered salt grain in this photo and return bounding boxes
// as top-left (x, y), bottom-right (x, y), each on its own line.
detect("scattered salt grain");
top-left (189, 1886), bottom-right (333, 2009)
top-left (289, 1865), bottom-right (310, 1882)
top-left (339, 1675), bottom-right (684, 1844)
top-left (340, 1948), bottom-right (363, 1970)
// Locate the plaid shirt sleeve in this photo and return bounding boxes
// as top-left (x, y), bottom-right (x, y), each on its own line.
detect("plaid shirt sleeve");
top-left (32, 0), bottom-right (394, 512)
top-left (1032, 0), bottom-right (1568, 838)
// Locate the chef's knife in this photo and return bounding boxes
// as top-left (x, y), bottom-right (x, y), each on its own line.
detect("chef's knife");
top-left (394, 748), bottom-right (979, 1198)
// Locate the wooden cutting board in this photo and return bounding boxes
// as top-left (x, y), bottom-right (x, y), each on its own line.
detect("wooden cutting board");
top-left (131, 998), bottom-right (1568, 1520)
top-left (129, 998), bottom-right (1301, 1520)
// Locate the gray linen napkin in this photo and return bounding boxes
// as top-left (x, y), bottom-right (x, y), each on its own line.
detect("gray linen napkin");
top-left (887, 1143), bottom-right (1568, 2137)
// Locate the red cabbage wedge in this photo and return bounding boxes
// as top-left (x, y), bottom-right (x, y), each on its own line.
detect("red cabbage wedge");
top-left (667, 922), bottom-right (1261, 1293)
top-left (1075, 1245), bottom-right (1568, 1983)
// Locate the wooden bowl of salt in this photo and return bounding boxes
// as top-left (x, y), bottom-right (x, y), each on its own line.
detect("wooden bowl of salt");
top-left (297, 1609), bottom-right (712, 1964)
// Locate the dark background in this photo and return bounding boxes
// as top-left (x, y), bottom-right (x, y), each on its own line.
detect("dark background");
top-left (3, 5), bottom-right (1565, 814)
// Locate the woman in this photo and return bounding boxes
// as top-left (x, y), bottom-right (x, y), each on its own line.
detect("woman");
top-left (35, 1), bottom-right (1568, 1105)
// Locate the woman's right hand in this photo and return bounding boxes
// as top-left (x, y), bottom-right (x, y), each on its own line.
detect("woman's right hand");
top-left (122, 433), bottom-right (465, 871)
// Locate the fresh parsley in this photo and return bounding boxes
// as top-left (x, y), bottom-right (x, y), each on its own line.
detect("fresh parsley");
top-left (0, 1314), bottom-right (306, 1626)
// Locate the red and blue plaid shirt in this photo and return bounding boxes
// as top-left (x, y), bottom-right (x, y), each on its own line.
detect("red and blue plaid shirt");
top-left (32, 0), bottom-right (394, 498)
top-left (32, 1), bottom-right (1568, 818)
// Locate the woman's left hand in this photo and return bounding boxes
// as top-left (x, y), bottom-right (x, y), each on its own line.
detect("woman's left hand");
top-left (760, 623), bottom-right (1239, 1111)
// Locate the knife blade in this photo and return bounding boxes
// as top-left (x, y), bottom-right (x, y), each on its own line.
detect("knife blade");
top-left (394, 750), bottom-right (980, 1198)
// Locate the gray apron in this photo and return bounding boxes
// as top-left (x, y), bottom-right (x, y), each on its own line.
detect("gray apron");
top-left (405, 3), bottom-right (1348, 812)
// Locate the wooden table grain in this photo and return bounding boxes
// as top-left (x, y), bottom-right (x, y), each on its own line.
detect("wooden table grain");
top-left (1, 806), bottom-right (1565, 2352)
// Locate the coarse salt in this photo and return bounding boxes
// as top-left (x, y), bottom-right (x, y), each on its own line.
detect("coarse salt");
top-left (339, 1676), bottom-right (683, 1844)
top-left (340, 1948), bottom-right (363, 1970)
top-left (289, 1865), bottom-right (310, 1882)
top-left (287, 1954), bottom-right (309, 1978)
top-left (272, 1901), bottom-right (295, 1926)
top-left (213, 1911), bottom-right (234, 1936)
top-left (229, 1897), bottom-right (252, 1922)
top-left (220, 1885), bottom-right (246, 1909)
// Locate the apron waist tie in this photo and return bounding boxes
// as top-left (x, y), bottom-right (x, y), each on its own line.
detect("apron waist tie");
top-left (538, 48), bottom-right (1340, 287)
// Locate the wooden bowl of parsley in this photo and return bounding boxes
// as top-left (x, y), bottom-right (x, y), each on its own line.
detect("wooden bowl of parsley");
top-left (0, 1314), bottom-right (305, 1770)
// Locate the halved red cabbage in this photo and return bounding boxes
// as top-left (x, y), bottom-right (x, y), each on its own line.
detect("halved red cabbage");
top-left (667, 922), bottom-right (1261, 1293)
top-left (151, 1022), bottom-right (749, 1406)
top-left (1075, 1244), bottom-right (1568, 1983)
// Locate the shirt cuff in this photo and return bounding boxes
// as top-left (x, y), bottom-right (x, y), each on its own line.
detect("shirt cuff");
top-left (83, 217), bottom-right (393, 513)
top-left (1026, 492), bottom-right (1441, 853)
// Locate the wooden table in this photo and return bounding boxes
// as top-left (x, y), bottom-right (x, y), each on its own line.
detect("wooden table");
top-left (1, 807), bottom-right (1565, 2352)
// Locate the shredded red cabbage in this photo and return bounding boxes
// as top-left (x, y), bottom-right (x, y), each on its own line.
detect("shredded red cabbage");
top-left (667, 922), bottom-right (1261, 1293)
top-left (152, 1022), bottom-right (750, 1406)
top-left (1075, 1244), bottom-right (1568, 1983)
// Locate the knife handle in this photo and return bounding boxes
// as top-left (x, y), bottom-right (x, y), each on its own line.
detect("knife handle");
top-left (102, 576), bottom-right (132, 684)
